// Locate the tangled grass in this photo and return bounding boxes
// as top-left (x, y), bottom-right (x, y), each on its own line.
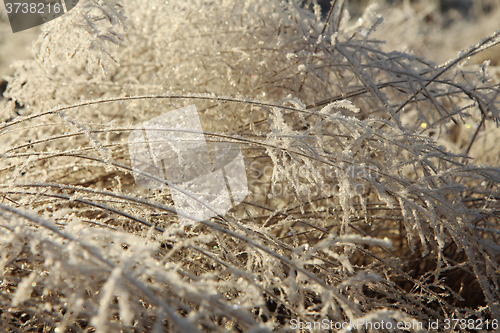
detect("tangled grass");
top-left (0, 0), bottom-right (500, 331)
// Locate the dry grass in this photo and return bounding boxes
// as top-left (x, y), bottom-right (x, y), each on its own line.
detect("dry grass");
top-left (1, 0), bottom-right (500, 332)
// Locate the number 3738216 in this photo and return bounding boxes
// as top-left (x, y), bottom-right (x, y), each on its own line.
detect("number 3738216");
top-left (5, 2), bottom-right (61, 14)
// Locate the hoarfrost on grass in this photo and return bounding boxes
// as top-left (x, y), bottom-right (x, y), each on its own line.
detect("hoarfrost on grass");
top-left (1, 0), bottom-right (500, 332)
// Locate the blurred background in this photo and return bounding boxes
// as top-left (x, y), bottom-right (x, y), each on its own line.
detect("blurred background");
top-left (1, 0), bottom-right (499, 94)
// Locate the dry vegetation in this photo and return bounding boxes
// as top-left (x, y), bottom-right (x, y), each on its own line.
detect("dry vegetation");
top-left (0, 0), bottom-right (500, 332)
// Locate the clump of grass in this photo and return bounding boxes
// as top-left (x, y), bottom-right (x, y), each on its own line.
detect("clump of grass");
top-left (1, 0), bottom-right (499, 332)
